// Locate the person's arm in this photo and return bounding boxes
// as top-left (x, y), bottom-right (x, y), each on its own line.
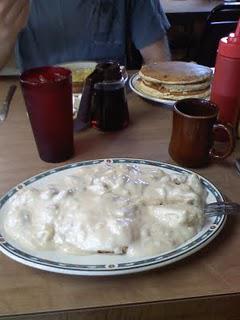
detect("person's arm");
top-left (140, 35), bottom-right (171, 63)
top-left (0, 0), bottom-right (29, 70)
top-left (130, 0), bottom-right (171, 64)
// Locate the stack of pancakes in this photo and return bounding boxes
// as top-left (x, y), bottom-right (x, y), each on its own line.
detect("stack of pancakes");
top-left (137, 61), bottom-right (213, 101)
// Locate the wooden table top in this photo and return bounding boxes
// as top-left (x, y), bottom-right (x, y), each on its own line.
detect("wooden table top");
top-left (161, 0), bottom-right (222, 14)
top-left (0, 77), bottom-right (240, 320)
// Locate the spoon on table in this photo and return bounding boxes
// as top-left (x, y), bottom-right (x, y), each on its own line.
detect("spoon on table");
top-left (0, 85), bottom-right (17, 123)
top-left (204, 201), bottom-right (240, 217)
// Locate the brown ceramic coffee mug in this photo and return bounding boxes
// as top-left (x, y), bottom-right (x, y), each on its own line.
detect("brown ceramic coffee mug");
top-left (168, 98), bottom-right (234, 168)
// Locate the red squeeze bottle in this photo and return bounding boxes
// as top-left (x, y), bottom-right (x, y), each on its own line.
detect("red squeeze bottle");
top-left (211, 19), bottom-right (240, 141)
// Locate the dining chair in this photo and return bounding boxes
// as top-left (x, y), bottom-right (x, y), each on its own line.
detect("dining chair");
top-left (195, 2), bottom-right (240, 67)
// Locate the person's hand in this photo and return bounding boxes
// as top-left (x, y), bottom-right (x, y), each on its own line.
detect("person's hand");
top-left (0, 0), bottom-right (29, 69)
top-left (0, 0), bottom-right (30, 43)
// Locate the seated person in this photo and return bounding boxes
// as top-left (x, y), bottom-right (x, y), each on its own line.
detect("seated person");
top-left (0, 0), bottom-right (171, 71)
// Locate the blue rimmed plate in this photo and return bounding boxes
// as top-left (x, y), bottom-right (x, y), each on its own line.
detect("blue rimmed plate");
top-left (129, 73), bottom-right (176, 107)
top-left (0, 159), bottom-right (226, 276)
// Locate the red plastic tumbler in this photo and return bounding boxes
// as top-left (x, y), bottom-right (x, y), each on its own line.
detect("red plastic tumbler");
top-left (20, 66), bottom-right (74, 163)
top-left (211, 19), bottom-right (240, 141)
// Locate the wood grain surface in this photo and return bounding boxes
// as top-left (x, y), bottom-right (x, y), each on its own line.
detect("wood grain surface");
top-left (0, 78), bottom-right (239, 320)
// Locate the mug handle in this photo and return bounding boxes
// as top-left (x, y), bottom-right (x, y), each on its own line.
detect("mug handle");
top-left (209, 123), bottom-right (235, 160)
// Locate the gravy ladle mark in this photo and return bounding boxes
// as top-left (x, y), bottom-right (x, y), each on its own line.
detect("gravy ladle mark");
top-left (0, 85), bottom-right (17, 123)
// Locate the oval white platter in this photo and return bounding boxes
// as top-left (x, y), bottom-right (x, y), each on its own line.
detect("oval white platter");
top-left (0, 159), bottom-right (226, 276)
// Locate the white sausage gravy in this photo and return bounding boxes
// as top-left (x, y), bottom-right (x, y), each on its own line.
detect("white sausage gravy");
top-left (4, 163), bottom-right (206, 257)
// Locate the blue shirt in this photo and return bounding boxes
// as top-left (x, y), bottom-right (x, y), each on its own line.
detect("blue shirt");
top-left (16, 0), bottom-right (170, 70)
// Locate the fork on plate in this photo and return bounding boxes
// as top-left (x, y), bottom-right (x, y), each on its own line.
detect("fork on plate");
top-left (204, 201), bottom-right (240, 217)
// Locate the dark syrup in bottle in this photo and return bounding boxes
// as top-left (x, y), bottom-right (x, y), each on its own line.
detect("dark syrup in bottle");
top-left (90, 62), bottom-right (129, 131)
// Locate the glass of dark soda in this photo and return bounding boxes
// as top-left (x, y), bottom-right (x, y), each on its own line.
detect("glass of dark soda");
top-left (20, 66), bottom-right (74, 163)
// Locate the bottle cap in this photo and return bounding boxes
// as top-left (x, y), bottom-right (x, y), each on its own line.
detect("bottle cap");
top-left (218, 19), bottom-right (240, 59)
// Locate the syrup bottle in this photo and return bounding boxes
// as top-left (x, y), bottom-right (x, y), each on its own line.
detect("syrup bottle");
top-left (211, 19), bottom-right (240, 141)
top-left (74, 61), bottom-right (129, 132)
top-left (91, 62), bottom-right (129, 131)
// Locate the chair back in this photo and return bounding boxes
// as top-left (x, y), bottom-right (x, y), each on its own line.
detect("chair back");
top-left (196, 2), bottom-right (240, 67)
